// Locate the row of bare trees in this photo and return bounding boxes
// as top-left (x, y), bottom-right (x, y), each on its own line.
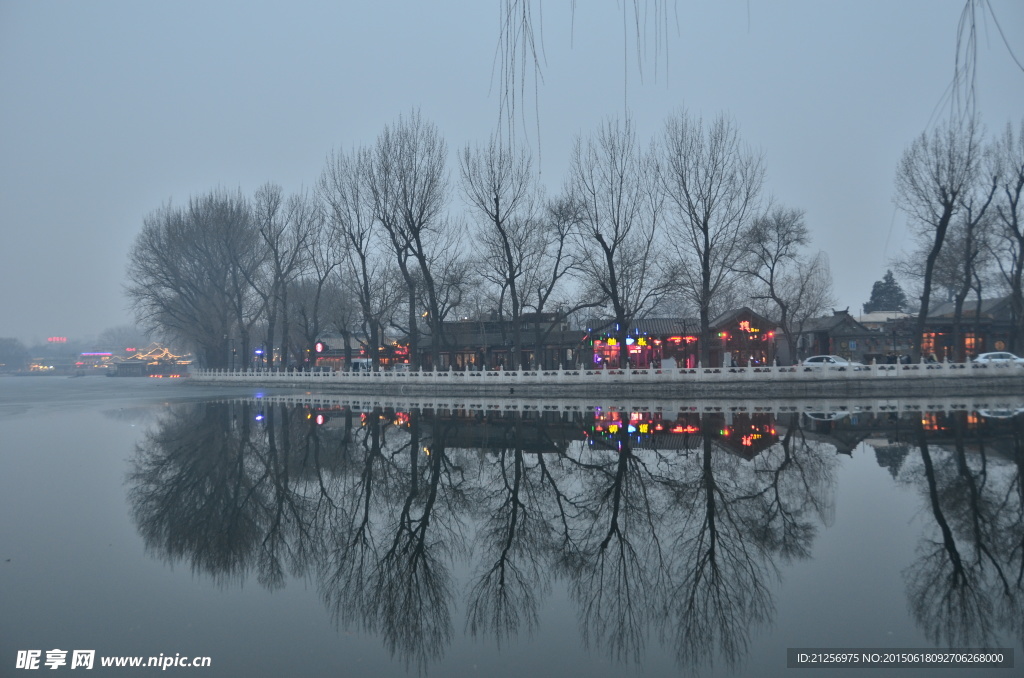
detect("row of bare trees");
top-left (127, 109), bottom-right (834, 368)
top-left (894, 117), bottom-right (1024, 359)
top-left (129, 401), bottom-right (841, 671)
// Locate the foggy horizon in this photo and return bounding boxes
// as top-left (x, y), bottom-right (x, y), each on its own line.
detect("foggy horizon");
top-left (2, 1), bottom-right (1022, 346)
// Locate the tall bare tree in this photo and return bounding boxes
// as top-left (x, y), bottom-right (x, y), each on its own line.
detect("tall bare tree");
top-left (289, 199), bottom-right (338, 368)
top-left (126, 190), bottom-right (256, 368)
top-left (660, 110), bottom-right (765, 366)
top-left (784, 253), bottom-right (836, 362)
top-left (949, 160), bottom-right (999, 361)
top-left (895, 117), bottom-right (985, 360)
top-left (521, 195), bottom-right (596, 368)
top-left (365, 111), bottom-right (452, 370)
top-left (320, 147), bottom-right (401, 371)
top-left (459, 136), bottom-right (538, 369)
top-left (993, 119), bottom-right (1024, 351)
top-left (567, 117), bottom-right (666, 368)
top-left (739, 206), bottom-right (834, 364)
top-left (251, 184), bottom-right (316, 369)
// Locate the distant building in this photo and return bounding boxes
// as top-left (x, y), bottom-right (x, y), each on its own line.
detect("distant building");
top-left (585, 307), bottom-right (777, 368)
top-left (418, 313), bottom-right (584, 370)
top-left (919, 296), bottom-right (1015, 361)
top-left (796, 309), bottom-right (885, 363)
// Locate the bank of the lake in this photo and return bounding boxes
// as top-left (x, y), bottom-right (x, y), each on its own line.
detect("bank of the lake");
top-left (189, 361), bottom-right (1024, 398)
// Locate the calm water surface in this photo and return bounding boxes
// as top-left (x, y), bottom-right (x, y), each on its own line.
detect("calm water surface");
top-left (1, 376), bottom-right (1021, 677)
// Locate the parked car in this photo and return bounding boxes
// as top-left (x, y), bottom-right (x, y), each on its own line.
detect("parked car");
top-left (977, 408), bottom-right (1024, 419)
top-left (801, 355), bottom-right (865, 370)
top-left (972, 351), bottom-right (1024, 365)
top-left (802, 411), bottom-right (851, 422)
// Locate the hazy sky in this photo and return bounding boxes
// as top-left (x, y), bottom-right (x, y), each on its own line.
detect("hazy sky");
top-left (1, 1), bottom-right (1022, 345)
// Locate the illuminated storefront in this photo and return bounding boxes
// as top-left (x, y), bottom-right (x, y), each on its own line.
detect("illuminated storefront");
top-left (585, 308), bottom-right (777, 369)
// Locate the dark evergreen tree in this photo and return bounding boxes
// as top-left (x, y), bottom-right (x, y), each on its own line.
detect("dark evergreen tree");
top-left (864, 270), bottom-right (908, 313)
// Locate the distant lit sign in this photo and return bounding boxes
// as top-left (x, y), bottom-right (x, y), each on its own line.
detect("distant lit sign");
top-left (47, 337), bottom-right (67, 343)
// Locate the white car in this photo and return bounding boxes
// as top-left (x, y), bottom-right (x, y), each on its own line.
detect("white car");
top-left (802, 355), bottom-right (865, 370)
top-left (977, 408), bottom-right (1024, 419)
top-left (973, 352), bottom-right (1024, 365)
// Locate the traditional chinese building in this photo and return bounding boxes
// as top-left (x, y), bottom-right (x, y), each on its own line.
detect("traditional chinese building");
top-left (418, 313), bottom-right (585, 370)
top-left (584, 307), bottom-right (778, 368)
top-left (919, 296), bottom-right (1016, 361)
top-left (795, 309), bottom-right (884, 363)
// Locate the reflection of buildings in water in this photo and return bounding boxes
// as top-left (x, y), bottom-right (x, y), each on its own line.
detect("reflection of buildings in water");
top-left (587, 409), bottom-right (779, 459)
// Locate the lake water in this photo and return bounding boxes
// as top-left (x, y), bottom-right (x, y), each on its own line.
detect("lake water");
top-left (1, 377), bottom-right (1021, 677)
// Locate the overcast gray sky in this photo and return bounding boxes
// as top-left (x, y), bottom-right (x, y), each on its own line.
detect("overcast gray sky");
top-left (1, 1), bottom-right (1022, 345)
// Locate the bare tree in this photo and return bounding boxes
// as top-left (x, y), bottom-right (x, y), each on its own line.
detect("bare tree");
top-left (567, 117), bottom-right (667, 368)
top-left (365, 110), bottom-right (452, 370)
top-left (320, 147), bottom-right (401, 371)
top-left (992, 119), bottom-right (1024, 351)
top-left (250, 184), bottom-right (316, 369)
top-left (949, 165), bottom-right (999, 360)
top-left (785, 253), bottom-right (836, 362)
top-left (660, 110), bottom-right (765, 366)
top-left (521, 195), bottom-right (598, 368)
top-left (739, 206), bottom-right (834, 364)
top-left (127, 190), bottom-right (256, 368)
top-left (289, 201), bottom-right (340, 368)
top-left (895, 117), bottom-right (986, 360)
top-left (459, 136), bottom-right (538, 369)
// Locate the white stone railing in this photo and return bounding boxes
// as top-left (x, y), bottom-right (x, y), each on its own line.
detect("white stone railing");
top-left (189, 360), bottom-right (1024, 385)
top-left (231, 392), bottom-right (1024, 417)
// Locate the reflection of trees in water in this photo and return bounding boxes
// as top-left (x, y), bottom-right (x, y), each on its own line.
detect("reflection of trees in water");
top-left (366, 418), bottom-right (469, 670)
top-left (902, 414), bottom-right (1024, 649)
top-left (659, 417), bottom-right (835, 671)
top-left (130, 401), bottom-right (265, 582)
top-left (319, 414), bottom-right (469, 672)
top-left (129, 402), bottom-right (841, 670)
top-left (129, 401), bottom-right (347, 587)
top-left (566, 430), bottom-right (673, 663)
top-left (463, 435), bottom-right (568, 645)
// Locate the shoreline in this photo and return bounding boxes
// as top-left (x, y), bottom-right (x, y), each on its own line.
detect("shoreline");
top-left (189, 362), bottom-right (1024, 398)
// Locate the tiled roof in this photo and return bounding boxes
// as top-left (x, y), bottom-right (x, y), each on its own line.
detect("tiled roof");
top-left (927, 296), bottom-right (1010, 318)
top-left (585, 317), bottom-right (699, 336)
